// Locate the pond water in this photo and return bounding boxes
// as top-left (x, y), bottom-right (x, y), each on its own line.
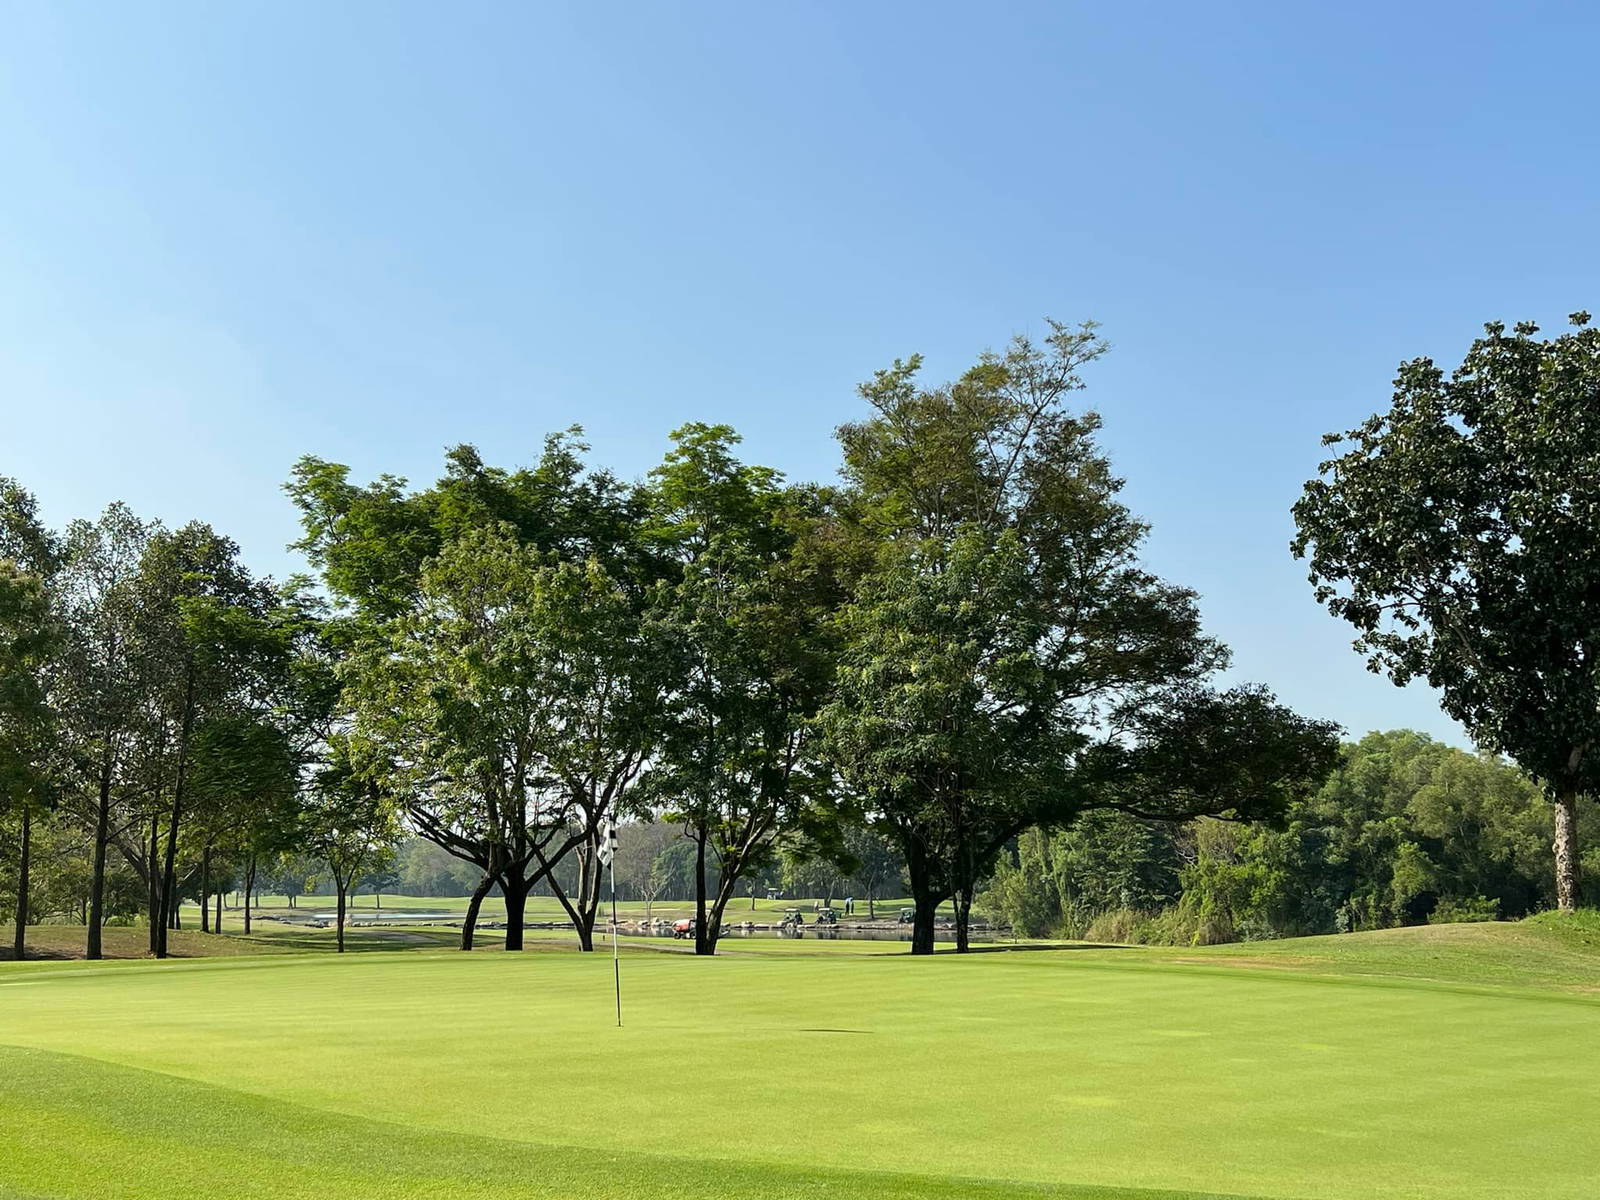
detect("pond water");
top-left (282, 909), bottom-right (1000, 943)
top-left (671, 925), bottom-right (1000, 944)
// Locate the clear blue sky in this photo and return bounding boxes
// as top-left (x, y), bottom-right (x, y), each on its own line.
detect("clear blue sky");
top-left (5, 1), bottom-right (1598, 746)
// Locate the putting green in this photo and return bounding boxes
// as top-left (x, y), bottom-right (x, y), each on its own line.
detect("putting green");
top-left (2, 940), bottom-right (1596, 1199)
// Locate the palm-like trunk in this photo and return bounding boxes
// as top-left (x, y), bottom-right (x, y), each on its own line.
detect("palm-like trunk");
top-left (1554, 789), bottom-right (1581, 912)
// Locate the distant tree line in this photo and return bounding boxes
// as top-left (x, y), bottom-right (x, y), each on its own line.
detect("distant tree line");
top-left (982, 729), bottom-right (1596, 943)
top-left (3, 320), bottom-right (1355, 959)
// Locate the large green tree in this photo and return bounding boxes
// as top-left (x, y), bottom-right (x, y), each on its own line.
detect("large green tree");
top-left (349, 529), bottom-right (579, 951)
top-left (124, 524), bottom-right (289, 956)
top-left (643, 425), bottom-right (841, 955)
top-left (54, 505), bottom-right (151, 957)
top-left (0, 561), bottom-right (61, 960)
top-left (1293, 314), bottom-right (1600, 911)
top-left (351, 527), bottom-right (664, 950)
top-left (291, 433), bottom-right (656, 950)
top-left (822, 323), bottom-right (1338, 952)
top-left (0, 479), bottom-right (60, 960)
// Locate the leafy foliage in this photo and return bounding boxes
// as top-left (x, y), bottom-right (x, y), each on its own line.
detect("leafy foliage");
top-left (822, 323), bottom-right (1338, 951)
top-left (1293, 313), bottom-right (1600, 908)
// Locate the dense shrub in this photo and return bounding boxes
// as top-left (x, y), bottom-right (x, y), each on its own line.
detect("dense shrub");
top-left (986, 730), bottom-right (1589, 947)
top-left (1429, 895), bottom-right (1500, 924)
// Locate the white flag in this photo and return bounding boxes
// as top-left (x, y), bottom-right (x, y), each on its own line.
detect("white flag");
top-left (598, 817), bottom-right (617, 867)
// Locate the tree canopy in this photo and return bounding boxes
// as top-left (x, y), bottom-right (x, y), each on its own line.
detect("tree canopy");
top-left (1293, 314), bottom-right (1600, 910)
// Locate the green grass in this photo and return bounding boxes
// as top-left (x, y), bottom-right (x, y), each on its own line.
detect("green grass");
top-left (0, 1044), bottom-right (1224, 1200)
top-left (4, 919), bottom-right (1600, 1198)
top-left (1069, 915), bottom-right (1600, 993)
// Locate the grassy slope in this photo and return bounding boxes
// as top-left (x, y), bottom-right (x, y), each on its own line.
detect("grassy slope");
top-left (0, 1045), bottom-right (1218, 1200)
top-left (1073, 912), bottom-right (1600, 993)
top-left (3, 921), bottom-right (1600, 1199)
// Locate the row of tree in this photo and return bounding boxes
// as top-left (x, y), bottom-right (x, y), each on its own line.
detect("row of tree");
top-left (3, 321), bottom-right (1345, 959)
top-left (983, 729), bottom-right (1592, 943)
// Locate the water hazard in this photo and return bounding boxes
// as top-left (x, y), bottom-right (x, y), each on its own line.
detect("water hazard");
top-left (274, 908), bottom-right (1000, 944)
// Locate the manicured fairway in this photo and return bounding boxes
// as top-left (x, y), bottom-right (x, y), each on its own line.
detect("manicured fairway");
top-left (3, 932), bottom-right (1599, 1199)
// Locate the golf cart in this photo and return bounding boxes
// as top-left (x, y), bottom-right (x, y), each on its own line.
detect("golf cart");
top-left (671, 918), bottom-right (696, 940)
top-left (814, 907), bottom-right (839, 926)
top-left (897, 907), bottom-right (916, 925)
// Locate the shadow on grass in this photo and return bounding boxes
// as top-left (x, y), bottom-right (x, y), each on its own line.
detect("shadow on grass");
top-left (0, 945), bottom-right (77, 963)
top-left (946, 942), bottom-right (1134, 954)
top-left (0, 923), bottom-right (466, 962)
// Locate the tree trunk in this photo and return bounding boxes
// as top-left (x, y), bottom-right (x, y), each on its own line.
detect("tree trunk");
top-left (461, 872), bottom-right (493, 951)
top-left (12, 807), bottom-right (31, 961)
top-left (1554, 788), bottom-right (1581, 912)
top-left (906, 846), bottom-right (939, 956)
top-left (952, 886), bottom-right (971, 954)
top-left (146, 813), bottom-right (162, 956)
top-left (911, 893), bottom-right (939, 955)
top-left (703, 884), bottom-right (740, 956)
top-left (87, 752), bottom-right (113, 960)
top-left (200, 846), bottom-right (211, 933)
top-left (215, 888), bottom-right (222, 933)
top-left (583, 836), bottom-right (608, 952)
top-left (575, 842), bottom-right (594, 951)
top-left (244, 856), bottom-right (255, 935)
top-left (335, 880), bottom-right (347, 954)
top-left (156, 666), bottom-right (197, 959)
top-left (503, 879), bottom-right (529, 951)
top-left (559, 838), bottom-right (601, 953)
top-left (157, 816), bottom-right (179, 955)
top-left (693, 828), bottom-right (713, 956)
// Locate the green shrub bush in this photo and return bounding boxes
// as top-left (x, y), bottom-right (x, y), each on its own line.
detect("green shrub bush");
top-left (1429, 895), bottom-right (1500, 924)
